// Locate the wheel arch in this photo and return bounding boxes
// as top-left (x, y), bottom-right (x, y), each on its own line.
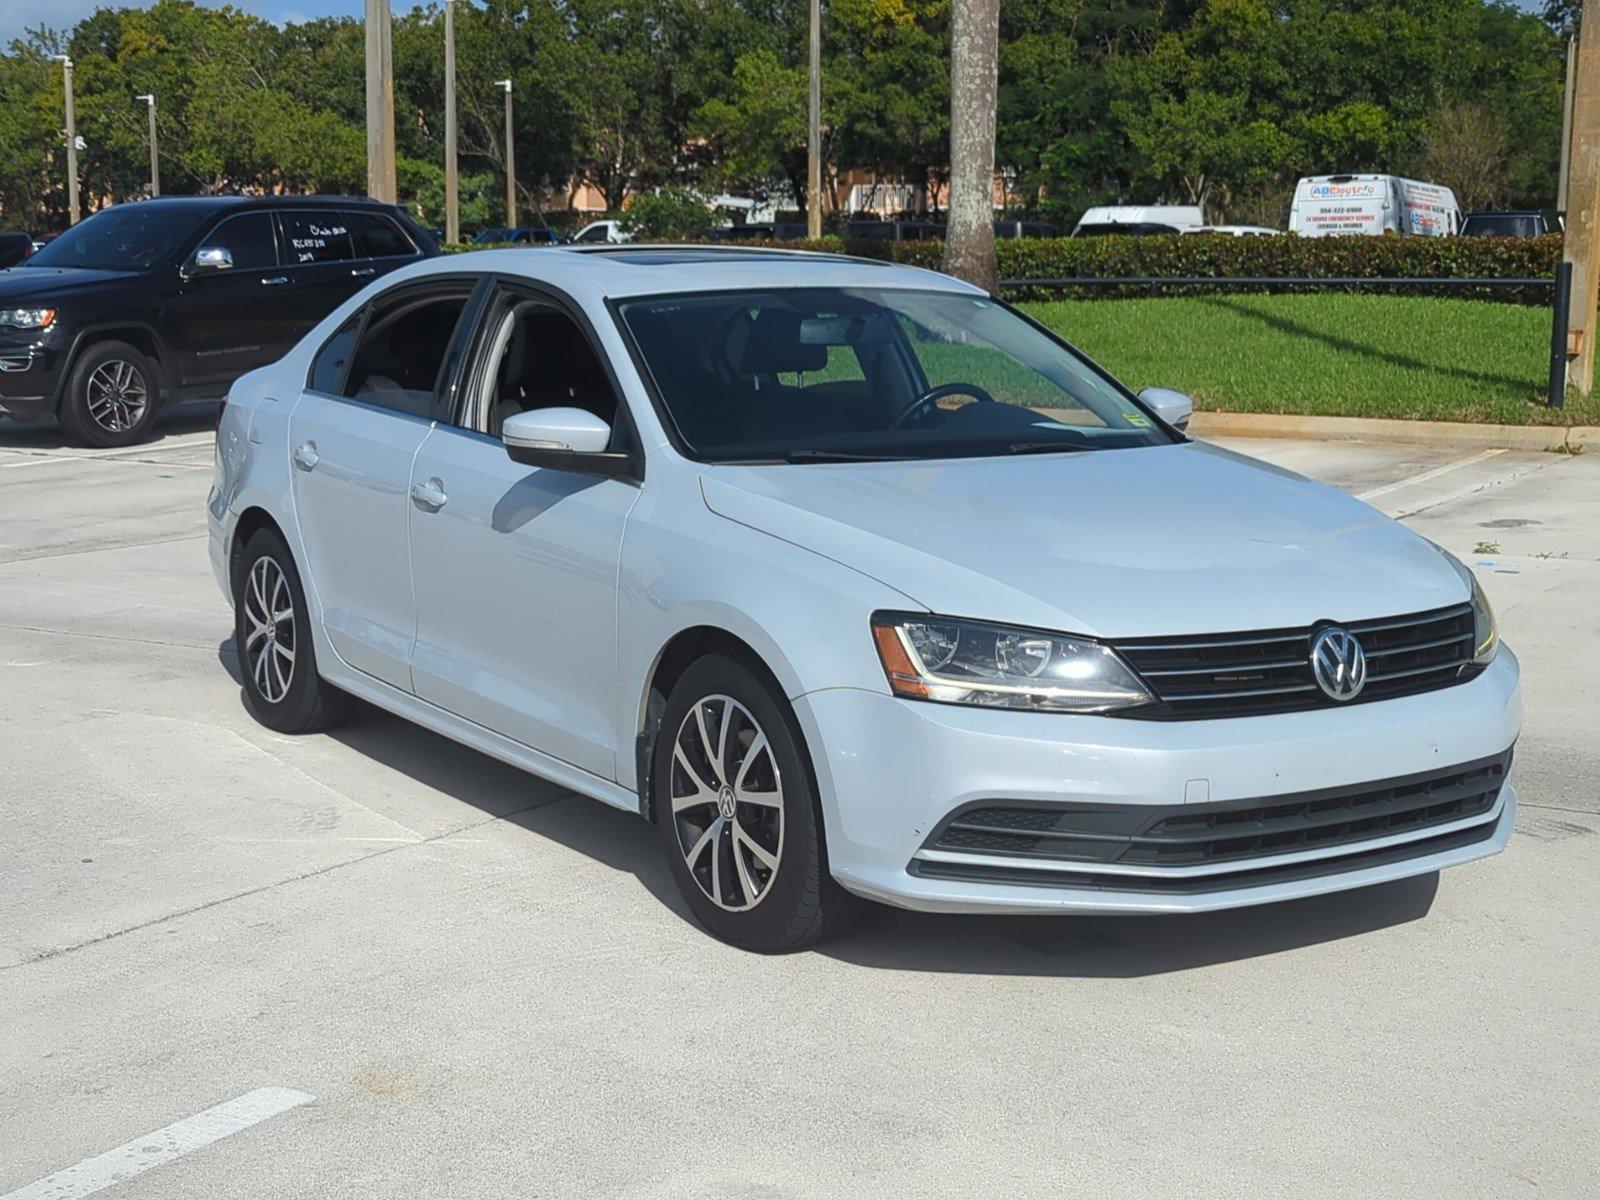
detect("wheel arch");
top-left (228, 505), bottom-right (289, 597)
top-left (58, 323), bottom-right (171, 407)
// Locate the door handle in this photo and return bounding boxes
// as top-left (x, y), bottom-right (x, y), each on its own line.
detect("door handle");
top-left (410, 478), bottom-right (448, 509)
top-left (262, 276), bottom-right (290, 286)
top-left (293, 441), bottom-right (319, 470)
top-left (350, 266), bottom-right (376, 278)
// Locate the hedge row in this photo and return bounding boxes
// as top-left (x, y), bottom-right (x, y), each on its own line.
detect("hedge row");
top-left (446, 233), bottom-right (1563, 304)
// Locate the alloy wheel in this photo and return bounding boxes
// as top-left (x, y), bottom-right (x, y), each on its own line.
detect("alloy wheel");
top-left (85, 359), bottom-right (149, 434)
top-left (243, 556), bottom-right (296, 704)
top-left (669, 694), bottom-right (785, 911)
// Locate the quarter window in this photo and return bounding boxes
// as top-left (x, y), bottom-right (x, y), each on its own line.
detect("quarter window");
top-left (341, 286), bottom-right (473, 418)
top-left (200, 213), bottom-right (279, 271)
top-left (309, 312), bottom-right (363, 395)
top-left (279, 213), bottom-right (355, 264)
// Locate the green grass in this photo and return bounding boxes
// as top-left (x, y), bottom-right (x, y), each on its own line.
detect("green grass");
top-left (1021, 293), bottom-right (1600, 427)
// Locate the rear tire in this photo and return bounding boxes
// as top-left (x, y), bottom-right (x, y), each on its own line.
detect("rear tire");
top-left (654, 654), bottom-right (860, 952)
top-left (233, 527), bottom-right (353, 734)
top-left (58, 340), bottom-right (161, 448)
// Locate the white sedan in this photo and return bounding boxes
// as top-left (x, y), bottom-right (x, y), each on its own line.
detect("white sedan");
top-left (208, 246), bottom-right (1521, 951)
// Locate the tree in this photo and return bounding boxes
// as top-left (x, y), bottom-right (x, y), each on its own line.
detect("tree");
top-left (944, 0), bottom-right (999, 290)
top-left (1417, 103), bottom-right (1511, 211)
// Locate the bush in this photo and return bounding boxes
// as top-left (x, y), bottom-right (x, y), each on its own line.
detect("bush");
top-left (619, 187), bottom-right (716, 240)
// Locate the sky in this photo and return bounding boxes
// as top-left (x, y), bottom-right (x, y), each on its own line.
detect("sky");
top-left (0, 0), bottom-right (1553, 46)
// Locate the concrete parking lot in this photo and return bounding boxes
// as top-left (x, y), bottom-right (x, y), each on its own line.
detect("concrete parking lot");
top-left (2, 411), bottom-right (1596, 1198)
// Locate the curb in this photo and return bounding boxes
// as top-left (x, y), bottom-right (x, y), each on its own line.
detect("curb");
top-left (1188, 410), bottom-right (1594, 451)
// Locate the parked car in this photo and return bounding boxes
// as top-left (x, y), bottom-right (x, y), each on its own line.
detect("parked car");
top-left (570, 219), bottom-right (632, 244)
top-left (1288, 174), bottom-right (1460, 237)
top-left (1184, 225), bottom-right (1281, 237)
top-left (472, 226), bottom-right (562, 246)
top-left (994, 219), bottom-right (1058, 238)
top-left (1071, 205), bottom-right (1205, 236)
top-left (1460, 211), bottom-right (1550, 238)
top-left (0, 230), bottom-right (34, 268)
top-left (210, 244), bottom-right (1520, 952)
top-left (710, 222), bottom-right (811, 242)
top-left (843, 219), bottom-right (945, 241)
top-left (0, 195), bottom-right (437, 446)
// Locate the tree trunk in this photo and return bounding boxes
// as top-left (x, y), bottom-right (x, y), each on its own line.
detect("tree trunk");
top-left (942, 0), bottom-right (999, 293)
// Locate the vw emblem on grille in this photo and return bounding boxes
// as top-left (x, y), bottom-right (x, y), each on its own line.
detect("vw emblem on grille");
top-left (1309, 626), bottom-right (1367, 701)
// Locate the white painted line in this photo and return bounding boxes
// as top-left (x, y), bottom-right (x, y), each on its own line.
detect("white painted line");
top-left (0, 434), bottom-right (215, 465)
top-left (1, 1087), bottom-right (313, 1200)
top-left (0, 456), bottom-right (78, 471)
top-left (1355, 448), bottom-right (1506, 501)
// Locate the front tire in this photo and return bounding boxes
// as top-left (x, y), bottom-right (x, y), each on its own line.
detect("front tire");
top-left (58, 340), bottom-right (161, 448)
top-left (233, 527), bottom-right (352, 734)
top-left (654, 654), bottom-right (860, 952)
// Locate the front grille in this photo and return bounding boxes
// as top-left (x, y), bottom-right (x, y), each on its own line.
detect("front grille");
top-left (1113, 603), bottom-right (1479, 720)
top-left (922, 750), bottom-right (1510, 879)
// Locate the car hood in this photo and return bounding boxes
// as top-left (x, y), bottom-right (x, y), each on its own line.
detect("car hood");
top-left (699, 442), bottom-right (1466, 638)
top-left (0, 266), bottom-right (134, 301)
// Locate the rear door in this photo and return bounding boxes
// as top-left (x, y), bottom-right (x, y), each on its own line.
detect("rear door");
top-left (170, 211), bottom-right (300, 389)
top-left (276, 210), bottom-right (366, 342)
top-left (288, 276), bottom-right (481, 690)
top-left (345, 208), bottom-right (425, 285)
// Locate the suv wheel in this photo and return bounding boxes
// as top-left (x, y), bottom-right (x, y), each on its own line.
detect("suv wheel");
top-left (59, 340), bottom-right (160, 448)
top-left (233, 527), bottom-right (353, 734)
top-left (654, 654), bottom-right (860, 952)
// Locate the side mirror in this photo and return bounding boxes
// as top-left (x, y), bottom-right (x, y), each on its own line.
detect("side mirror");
top-left (502, 407), bottom-right (637, 478)
top-left (1138, 387), bottom-right (1193, 432)
top-left (187, 245), bottom-right (233, 277)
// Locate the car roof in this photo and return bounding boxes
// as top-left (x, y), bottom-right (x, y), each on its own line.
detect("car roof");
top-left (402, 244), bottom-right (982, 301)
top-left (100, 195), bottom-right (400, 215)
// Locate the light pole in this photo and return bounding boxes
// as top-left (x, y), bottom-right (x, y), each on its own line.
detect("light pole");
top-left (364, 0), bottom-right (398, 202)
top-left (51, 54), bottom-right (79, 225)
top-left (443, 0), bottom-right (459, 243)
top-left (496, 78), bottom-right (516, 228)
top-left (807, 0), bottom-right (821, 239)
top-left (135, 93), bottom-right (159, 197)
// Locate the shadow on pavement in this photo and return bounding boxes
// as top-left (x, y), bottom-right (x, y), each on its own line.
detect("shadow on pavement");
top-left (217, 635), bottom-right (1441, 977)
top-left (0, 401), bottom-right (220, 450)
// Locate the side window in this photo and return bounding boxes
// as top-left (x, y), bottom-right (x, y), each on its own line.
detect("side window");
top-left (346, 211), bottom-right (415, 259)
top-left (279, 213), bottom-right (355, 264)
top-left (200, 213), bottom-right (278, 271)
top-left (308, 311), bottom-right (363, 395)
top-left (342, 285), bottom-right (473, 418)
top-left (474, 297), bottom-right (619, 438)
top-left (575, 224), bottom-right (609, 243)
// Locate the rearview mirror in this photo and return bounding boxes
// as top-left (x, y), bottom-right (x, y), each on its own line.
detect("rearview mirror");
top-left (502, 407), bottom-right (637, 478)
top-left (1138, 387), bottom-right (1193, 432)
top-left (188, 245), bottom-right (233, 276)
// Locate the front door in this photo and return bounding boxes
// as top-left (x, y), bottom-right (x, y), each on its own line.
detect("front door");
top-left (288, 278), bottom-right (478, 690)
top-left (406, 285), bottom-right (640, 778)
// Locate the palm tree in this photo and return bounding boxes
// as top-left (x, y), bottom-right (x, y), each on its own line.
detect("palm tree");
top-left (942, 0), bottom-right (999, 292)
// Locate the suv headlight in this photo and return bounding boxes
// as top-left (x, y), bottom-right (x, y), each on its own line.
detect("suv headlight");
top-left (871, 612), bottom-right (1154, 712)
top-left (1433, 544), bottom-right (1498, 666)
top-left (0, 307), bottom-right (56, 330)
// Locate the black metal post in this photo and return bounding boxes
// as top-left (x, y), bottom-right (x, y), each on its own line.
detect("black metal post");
top-left (1550, 261), bottom-right (1573, 408)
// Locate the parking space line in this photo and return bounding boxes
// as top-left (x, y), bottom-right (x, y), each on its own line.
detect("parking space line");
top-left (0, 1087), bottom-right (314, 1200)
top-left (1355, 448), bottom-right (1506, 501)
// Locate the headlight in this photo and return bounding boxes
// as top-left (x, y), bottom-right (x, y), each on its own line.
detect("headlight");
top-left (1433, 543), bottom-right (1498, 666)
top-left (0, 307), bottom-right (56, 330)
top-left (870, 612), bottom-right (1154, 712)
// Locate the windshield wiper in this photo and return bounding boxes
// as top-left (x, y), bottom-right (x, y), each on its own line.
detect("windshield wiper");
top-left (1005, 441), bottom-right (1092, 456)
top-left (784, 449), bottom-right (915, 463)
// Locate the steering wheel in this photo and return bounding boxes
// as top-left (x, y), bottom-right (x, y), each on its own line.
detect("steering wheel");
top-left (889, 381), bottom-right (999, 429)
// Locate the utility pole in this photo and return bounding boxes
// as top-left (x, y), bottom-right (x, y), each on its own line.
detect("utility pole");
top-left (942, 0), bottom-right (1000, 292)
top-left (807, 0), bottom-right (821, 239)
top-left (1560, 36), bottom-right (1577, 215)
top-left (364, 0), bottom-right (398, 202)
top-left (497, 78), bottom-right (516, 228)
top-left (135, 94), bottom-right (159, 197)
top-left (1562, 0), bottom-right (1600, 392)
top-left (51, 55), bottom-right (79, 225)
top-left (443, 0), bottom-right (459, 244)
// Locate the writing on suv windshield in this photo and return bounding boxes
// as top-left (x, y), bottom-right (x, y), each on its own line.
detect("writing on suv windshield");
top-left (616, 288), bottom-right (1174, 463)
top-left (29, 205), bottom-right (199, 271)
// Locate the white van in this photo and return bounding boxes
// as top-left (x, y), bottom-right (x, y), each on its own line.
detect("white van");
top-left (1288, 175), bottom-right (1460, 238)
top-left (1071, 205), bottom-right (1205, 236)
top-left (570, 219), bottom-right (633, 245)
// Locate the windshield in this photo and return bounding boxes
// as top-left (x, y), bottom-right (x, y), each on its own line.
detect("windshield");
top-left (616, 287), bottom-right (1175, 462)
top-left (29, 204), bottom-right (199, 271)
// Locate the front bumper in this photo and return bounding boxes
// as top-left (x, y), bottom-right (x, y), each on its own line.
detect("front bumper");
top-left (794, 647), bottom-right (1522, 914)
top-left (0, 340), bottom-right (62, 421)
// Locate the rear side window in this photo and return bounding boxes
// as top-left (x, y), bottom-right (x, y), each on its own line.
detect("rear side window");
top-left (280, 213), bottom-right (355, 264)
top-left (341, 285), bottom-right (473, 418)
top-left (201, 213), bottom-right (279, 271)
top-left (309, 312), bottom-right (363, 395)
top-left (346, 211), bottom-right (415, 259)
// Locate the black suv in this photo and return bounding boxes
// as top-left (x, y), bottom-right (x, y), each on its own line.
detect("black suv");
top-left (0, 196), bottom-right (437, 446)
